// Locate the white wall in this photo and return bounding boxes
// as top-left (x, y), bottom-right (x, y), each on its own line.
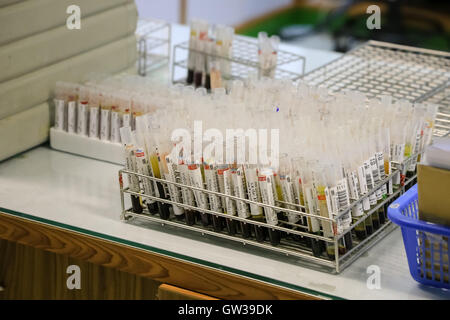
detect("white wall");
top-left (135, 0), bottom-right (292, 26)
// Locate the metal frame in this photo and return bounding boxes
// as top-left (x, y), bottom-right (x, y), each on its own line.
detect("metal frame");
top-left (118, 154), bottom-right (419, 273)
top-left (136, 19), bottom-right (171, 76)
top-left (302, 40), bottom-right (450, 137)
top-left (171, 36), bottom-right (306, 84)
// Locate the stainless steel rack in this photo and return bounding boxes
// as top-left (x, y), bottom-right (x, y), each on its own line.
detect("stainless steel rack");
top-left (171, 36), bottom-right (306, 84)
top-left (119, 154), bottom-right (419, 273)
top-left (136, 19), bottom-right (171, 76)
top-left (302, 41), bottom-right (450, 137)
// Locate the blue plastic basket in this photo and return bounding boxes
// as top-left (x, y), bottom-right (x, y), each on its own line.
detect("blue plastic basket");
top-left (388, 184), bottom-right (450, 289)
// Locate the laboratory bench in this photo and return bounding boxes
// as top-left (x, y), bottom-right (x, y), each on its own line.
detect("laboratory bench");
top-left (1, 24), bottom-right (449, 300)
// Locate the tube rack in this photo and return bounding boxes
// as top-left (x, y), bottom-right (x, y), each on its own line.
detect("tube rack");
top-left (302, 40), bottom-right (450, 137)
top-left (136, 19), bottom-right (171, 77)
top-left (119, 154), bottom-right (419, 273)
top-left (171, 36), bottom-right (306, 84)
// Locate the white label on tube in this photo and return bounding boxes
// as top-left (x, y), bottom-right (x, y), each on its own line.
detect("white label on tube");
top-left (408, 132), bottom-right (421, 172)
top-left (123, 112), bottom-right (131, 128)
top-left (135, 149), bottom-right (155, 202)
top-left (393, 171), bottom-right (401, 186)
top-left (67, 101), bottom-right (77, 134)
top-left (370, 156), bottom-right (380, 183)
top-left (393, 144), bottom-right (405, 163)
top-left (352, 202), bottom-right (364, 217)
top-left (89, 106), bottom-right (99, 138)
top-left (110, 110), bottom-right (122, 143)
top-left (357, 165), bottom-right (368, 194)
top-left (125, 147), bottom-right (139, 193)
top-left (100, 108), bottom-right (111, 141)
top-left (245, 167), bottom-right (263, 216)
top-left (233, 168), bottom-right (250, 218)
top-left (305, 186), bottom-right (320, 232)
top-left (258, 174), bottom-right (278, 226)
top-left (376, 152), bottom-right (385, 180)
top-left (54, 99), bottom-right (66, 131)
top-left (280, 176), bottom-right (299, 224)
top-left (204, 166), bottom-right (223, 213)
top-left (388, 178), bottom-right (393, 195)
top-left (166, 158), bottom-right (184, 215)
top-left (179, 165), bottom-right (195, 206)
top-left (188, 165), bottom-right (208, 209)
top-left (223, 169), bottom-right (237, 216)
top-left (77, 102), bottom-right (89, 136)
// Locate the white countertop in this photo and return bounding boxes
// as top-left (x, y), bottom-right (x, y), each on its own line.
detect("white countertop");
top-left (1, 146), bottom-right (449, 300)
top-left (1, 23), bottom-right (449, 300)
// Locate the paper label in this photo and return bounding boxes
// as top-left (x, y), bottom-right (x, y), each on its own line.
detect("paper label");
top-left (100, 108), bottom-right (111, 141)
top-left (54, 99), bottom-right (66, 131)
top-left (179, 165), bottom-right (195, 206)
top-left (204, 167), bottom-right (223, 213)
top-left (135, 150), bottom-right (155, 200)
top-left (110, 110), bottom-right (122, 143)
top-left (352, 202), bottom-right (364, 217)
top-left (89, 106), bottom-right (99, 138)
top-left (358, 165), bottom-right (368, 194)
top-left (188, 165), bottom-right (208, 209)
top-left (77, 102), bottom-right (89, 136)
top-left (393, 144), bottom-right (405, 163)
top-left (305, 186), bottom-right (320, 232)
top-left (245, 167), bottom-right (263, 216)
top-left (67, 101), bottom-right (77, 134)
top-left (166, 158), bottom-right (184, 215)
top-left (281, 176), bottom-right (299, 223)
top-left (233, 169), bottom-right (250, 218)
top-left (122, 112), bottom-right (131, 128)
top-left (259, 174), bottom-right (278, 226)
top-left (223, 169), bottom-right (237, 216)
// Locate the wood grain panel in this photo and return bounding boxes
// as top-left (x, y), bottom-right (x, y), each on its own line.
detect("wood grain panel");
top-left (0, 212), bottom-right (319, 300)
top-left (158, 284), bottom-right (218, 300)
top-left (0, 238), bottom-right (160, 300)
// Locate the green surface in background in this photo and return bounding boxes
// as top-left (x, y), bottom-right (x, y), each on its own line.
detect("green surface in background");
top-left (237, 7), bottom-right (450, 52)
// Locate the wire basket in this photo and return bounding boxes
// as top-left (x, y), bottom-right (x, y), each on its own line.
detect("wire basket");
top-left (171, 36), bottom-right (306, 85)
top-left (388, 184), bottom-right (450, 289)
top-left (136, 19), bottom-right (171, 76)
top-left (302, 41), bottom-right (450, 137)
top-left (119, 154), bottom-right (419, 273)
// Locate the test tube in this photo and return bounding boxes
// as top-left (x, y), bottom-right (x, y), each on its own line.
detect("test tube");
top-left (232, 166), bottom-right (252, 238)
top-left (258, 168), bottom-right (281, 246)
top-left (77, 85), bottom-right (89, 136)
top-left (245, 164), bottom-right (266, 242)
top-left (54, 81), bottom-right (67, 131)
top-left (187, 20), bottom-right (198, 84)
top-left (120, 127), bottom-right (142, 214)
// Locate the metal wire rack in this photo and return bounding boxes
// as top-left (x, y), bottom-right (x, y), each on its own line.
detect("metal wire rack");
top-left (136, 19), bottom-right (171, 76)
top-left (171, 36), bottom-right (306, 84)
top-left (302, 41), bottom-right (450, 137)
top-left (119, 154), bottom-right (419, 273)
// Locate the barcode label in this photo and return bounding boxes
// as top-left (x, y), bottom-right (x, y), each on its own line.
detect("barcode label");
top-left (259, 174), bottom-right (278, 225)
top-left (188, 165), bottom-right (208, 209)
top-left (234, 169), bottom-right (250, 218)
top-left (364, 160), bottom-right (374, 190)
top-left (223, 169), bottom-right (236, 216)
top-left (281, 177), bottom-right (298, 223)
top-left (245, 167), bottom-right (263, 216)
top-left (376, 152), bottom-right (385, 180)
top-left (352, 202), bottom-right (364, 217)
top-left (337, 178), bottom-right (350, 209)
top-left (393, 144), bottom-right (405, 163)
top-left (205, 167), bottom-right (223, 212)
top-left (370, 156), bottom-right (380, 183)
top-left (179, 165), bottom-right (195, 206)
top-left (358, 165), bottom-right (368, 194)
